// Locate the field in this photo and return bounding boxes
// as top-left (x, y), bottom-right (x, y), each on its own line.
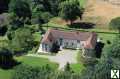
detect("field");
top-left (71, 50), bottom-right (85, 73)
top-left (0, 56), bottom-right (58, 79)
top-left (0, 69), bottom-right (13, 79)
top-left (79, 0), bottom-right (86, 7)
top-left (15, 56), bottom-right (58, 69)
top-left (83, 0), bottom-right (120, 27)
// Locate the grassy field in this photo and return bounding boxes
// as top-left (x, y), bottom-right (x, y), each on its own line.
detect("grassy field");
top-left (47, 20), bottom-right (118, 34)
top-left (0, 69), bottom-right (14, 79)
top-left (0, 56), bottom-right (58, 79)
top-left (98, 33), bottom-right (117, 44)
top-left (71, 50), bottom-right (85, 73)
top-left (15, 56), bottom-right (58, 69)
top-left (79, 0), bottom-right (87, 7)
top-left (71, 63), bottom-right (85, 73)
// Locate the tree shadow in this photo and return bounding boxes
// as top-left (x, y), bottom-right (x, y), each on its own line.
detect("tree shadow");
top-left (0, 26), bottom-right (7, 36)
top-left (0, 59), bottom-right (21, 70)
top-left (95, 42), bottom-right (105, 58)
top-left (50, 43), bottom-right (60, 53)
top-left (68, 22), bottom-right (95, 29)
top-left (0, 50), bottom-right (21, 70)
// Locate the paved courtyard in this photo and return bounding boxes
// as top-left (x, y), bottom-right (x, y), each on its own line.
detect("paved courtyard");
top-left (27, 49), bottom-right (78, 70)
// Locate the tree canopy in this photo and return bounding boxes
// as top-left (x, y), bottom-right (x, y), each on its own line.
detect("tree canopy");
top-left (9, 0), bottom-right (31, 18)
top-left (10, 28), bottom-right (34, 54)
top-left (109, 17), bottom-right (120, 33)
top-left (59, 0), bottom-right (83, 25)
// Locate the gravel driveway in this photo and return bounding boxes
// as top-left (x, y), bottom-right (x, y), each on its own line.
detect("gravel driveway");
top-left (27, 49), bottom-right (78, 70)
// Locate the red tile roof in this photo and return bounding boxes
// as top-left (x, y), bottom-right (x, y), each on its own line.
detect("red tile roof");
top-left (41, 29), bottom-right (97, 49)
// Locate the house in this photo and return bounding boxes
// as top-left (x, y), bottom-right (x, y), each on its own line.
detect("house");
top-left (38, 29), bottom-right (97, 57)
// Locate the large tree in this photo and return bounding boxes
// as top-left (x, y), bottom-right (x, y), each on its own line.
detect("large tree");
top-left (13, 64), bottom-right (53, 79)
top-left (0, 0), bottom-right (10, 14)
top-left (109, 17), bottom-right (120, 33)
top-left (32, 0), bottom-right (65, 16)
top-left (59, 0), bottom-right (83, 25)
top-left (9, 0), bottom-right (31, 18)
top-left (108, 36), bottom-right (120, 60)
top-left (10, 28), bottom-right (34, 54)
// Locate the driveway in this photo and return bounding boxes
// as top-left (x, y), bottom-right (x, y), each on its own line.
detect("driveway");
top-left (27, 49), bottom-right (78, 70)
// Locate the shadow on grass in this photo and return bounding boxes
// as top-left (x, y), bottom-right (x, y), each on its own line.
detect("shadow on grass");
top-left (0, 51), bottom-right (21, 70)
top-left (0, 60), bottom-right (21, 70)
top-left (68, 22), bottom-right (95, 29)
top-left (95, 42), bottom-right (105, 58)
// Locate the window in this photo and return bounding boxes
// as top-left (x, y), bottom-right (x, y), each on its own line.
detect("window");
top-left (66, 42), bottom-right (68, 46)
top-left (45, 44), bottom-right (48, 51)
top-left (77, 40), bottom-right (80, 43)
top-left (71, 42), bottom-right (74, 46)
top-left (59, 38), bottom-right (63, 45)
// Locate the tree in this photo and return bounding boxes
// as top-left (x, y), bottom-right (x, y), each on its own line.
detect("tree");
top-left (10, 28), bottom-right (34, 54)
top-left (59, 0), bottom-right (83, 25)
top-left (13, 64), bottom-right (54, 79)
top-left (80, 35), bottom-right (120, 79)
top-left (9, 0), bottom-right (31, 18)
top-left (32, 0), bottom-right (65, 16)
top-left (107, 36), bottom-right (120, 60)
top-left (32, 12), bottom-right (52, 25)
top-left (0, 13), bottom-right (10, 36)
top-left (0, 0), bottom-right (10, 14)
top-left (92, 58), bottom-right (112, 79)
top-left (64, 62), bottom-right (71, 72)
top-left (109, 17), bottom-right (120, 33)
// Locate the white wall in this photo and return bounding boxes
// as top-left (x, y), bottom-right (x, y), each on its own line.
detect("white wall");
top-left (57, 38), bottom-right (84, 49)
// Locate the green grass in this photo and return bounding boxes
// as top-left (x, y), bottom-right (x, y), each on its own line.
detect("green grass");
top-left (15, 56), bottom-right (58, 69)
top-left (33, 32), bottom-right (42, 42)
top-left (71, 50), bottom-right (85, 73)
top-left (79, 0), bottom-right (86, 7)
top-left (71, 63), bottom-right (84, 73)
top-left (0, 69), bottom-right (14, 79)
top-left (97, 33), bottom-right (117, 45)
top-left (0, 35), bottom-right (8, 41)
top-left (46, 21), bottom-right (118, 34)
top-left (0, 56), bottom-right (58, 79)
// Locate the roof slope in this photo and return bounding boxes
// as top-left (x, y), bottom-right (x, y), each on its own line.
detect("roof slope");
top-left (42, 29), bottom-right (97, 49)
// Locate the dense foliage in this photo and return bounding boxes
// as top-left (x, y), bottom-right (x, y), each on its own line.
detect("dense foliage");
top-left (0, 0), bottom-right (120, 79)
top-left (9, 0), bottom-right (31, 18)
top-left (13, 64), bottom-right (82, 79)
top-left (0, 0), bottom-right (10, 14)
top-left (9, 28), bottom-right (34, 54)
top-left (0, 47), bottom-right (18, 69)
top-left (59, 0), bottom-right (83, 25)
top-left (110, 17), bottom-right (120, 33)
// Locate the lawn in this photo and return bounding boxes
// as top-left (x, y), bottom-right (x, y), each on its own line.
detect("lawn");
top-left (71, 63), bottom-right (85, 73)
top-left (71, 50), bottom-right (85, 73)
top-left (15, 56), bottom-right (58, 69)
top-left (0, 69), bottom-right (14, 79)
top-left (79, 0), bottom-right (87, 7)
top-left (97, 33), bottom-right (117, 44)
top-left (0, 56), bottom-right (58, 79)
